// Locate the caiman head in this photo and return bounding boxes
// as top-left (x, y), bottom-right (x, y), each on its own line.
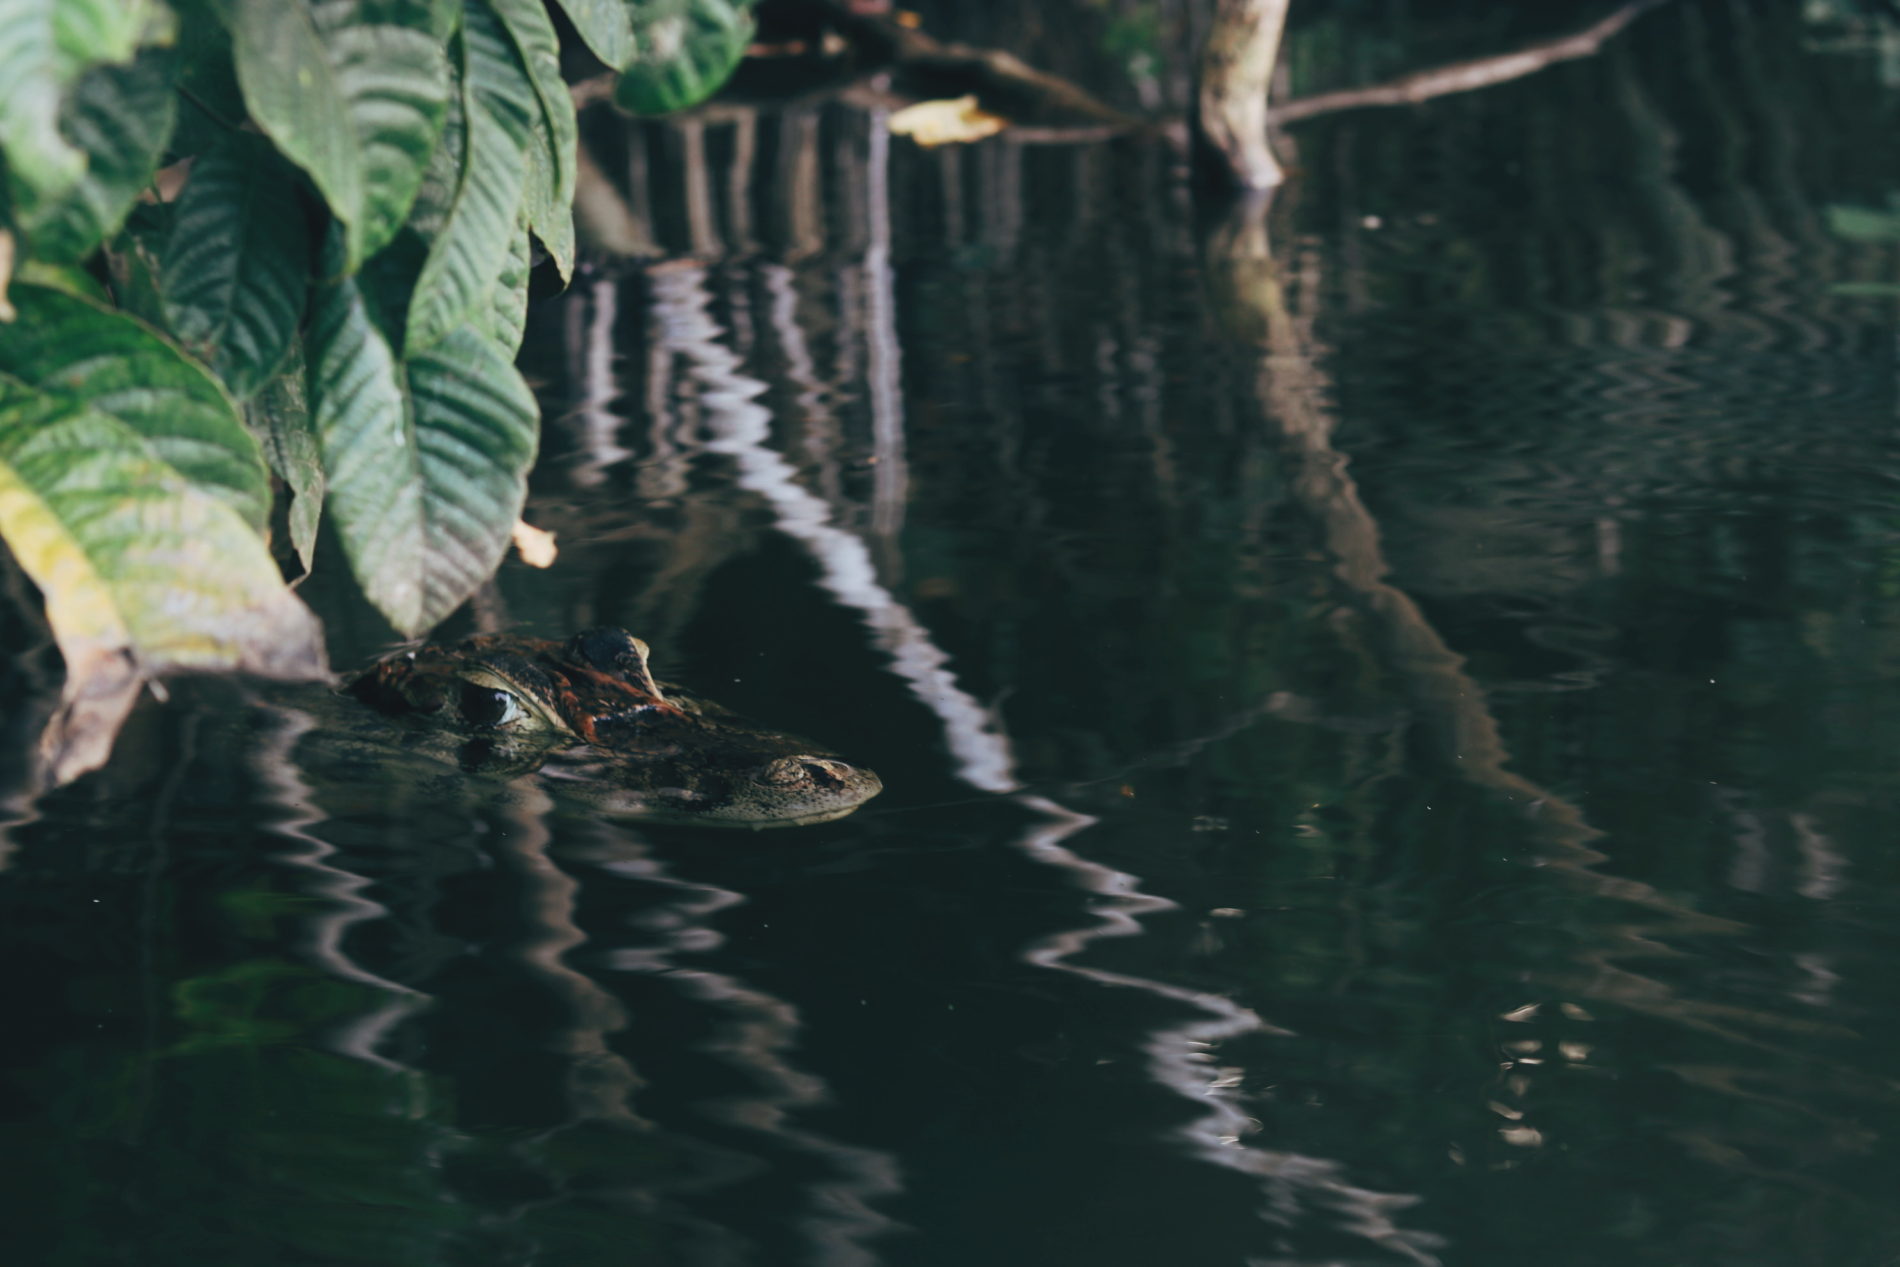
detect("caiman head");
top-left (349, 629), bottom-right (882, 829)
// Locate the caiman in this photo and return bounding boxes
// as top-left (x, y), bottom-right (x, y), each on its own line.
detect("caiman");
top-left (343, 628), bottom-right (881, 829)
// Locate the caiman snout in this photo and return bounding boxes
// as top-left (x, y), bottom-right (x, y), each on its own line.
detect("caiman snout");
top-left (733, 755), bottom-right (883, 827)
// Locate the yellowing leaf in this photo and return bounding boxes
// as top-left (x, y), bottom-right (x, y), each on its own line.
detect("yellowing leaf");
top-left (0, 229), bottom-right (15, 322)
top-left (889, 96), bottom-right (1007, 148)
top-left (0, 375), bottom-right (327, 785)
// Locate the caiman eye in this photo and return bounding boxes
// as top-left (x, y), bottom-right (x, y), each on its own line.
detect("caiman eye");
top-left (460, 682), bottom-right (524, 728)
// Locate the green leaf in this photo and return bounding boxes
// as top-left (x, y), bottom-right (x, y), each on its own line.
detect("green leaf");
top-left (485, 220), bottom-right (531, 349)
top-left (0, 372), bottom-right (326, 784)
top-left (24, 44), bottom-right (179, 262)
top-left (229, 0), bottom-right (362, 262)
top-left (247, 343), bottom-right (324, 573)
top-left (307, 253), bottom-right (538, 634)
top-left (13, 258), bottom-right (110, 304)
top-left (168, 5), bottom-right (247, 160)
top-left (490, 0), bottom-right (576, 282)
top-left (1826, 205), bottom-right (1900, 244)
top-left (405, 0), bottom-right (537, 354)
top-left (405, 82), bottom-right (464, 237)
top-left (161, 134), bottom-right (314, 398)
top-left (403, 327), bottom-right (539, 619)
top-left (230, 0), bottom-right (450, 273)
top-left (306, 263), bottom-right (410, 619)
top-left (553, 0), bottom-right (633, 67)
top-left (614, 0), bottom-right (754, 117)
top-left (0, 0), bottom-right (168, 216)
top-left (310, 0), bottom-right (454, 261)
top-left (0, 283), bottom-right (272, 531)
top-left (522, 122), bottom-right (575, 284)
top-left (49, 0), bottom-right (158, 63)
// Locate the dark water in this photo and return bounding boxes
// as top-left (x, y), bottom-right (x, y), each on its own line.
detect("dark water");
top-left (8, 3), bottom-right (1900, 1264)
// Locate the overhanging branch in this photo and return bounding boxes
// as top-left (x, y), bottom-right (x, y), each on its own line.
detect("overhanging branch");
top-left (1273, 0), bottom-right (1671, 125)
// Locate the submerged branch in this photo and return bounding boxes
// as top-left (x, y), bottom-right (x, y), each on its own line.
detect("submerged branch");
top-left (1207, 207), bottom-right (1608, 857)
top-left (1273, 0), bottom-right (1671, 124)
top-left (1201, 200), bottom-right (1745, 958)
top-left (1198, 210), bottom-right (1897, 1128)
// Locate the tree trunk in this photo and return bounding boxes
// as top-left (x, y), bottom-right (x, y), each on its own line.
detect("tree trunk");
top-left (1197, 0), bottom-right (1291, 190)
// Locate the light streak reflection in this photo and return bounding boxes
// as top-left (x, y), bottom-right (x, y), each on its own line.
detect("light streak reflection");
top-left (591, 842), bottom-right (906, 1267)
top-left (247, 700), bottom-right (429, 1076)
top-left (646, 262), bottom-right (1440, 1264)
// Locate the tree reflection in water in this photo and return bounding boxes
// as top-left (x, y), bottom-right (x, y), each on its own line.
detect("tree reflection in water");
top-left (7, 3), bottom-right (1900, 1264)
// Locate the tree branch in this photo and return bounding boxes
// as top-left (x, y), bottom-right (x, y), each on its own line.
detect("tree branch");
top-left (1272, 0), bottom-right (1671, 125)
top-left (801, 0), bottom-right (1145, 128)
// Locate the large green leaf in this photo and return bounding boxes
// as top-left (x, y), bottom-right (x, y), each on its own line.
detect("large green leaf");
top-left (615, 0), bottom-right (754, 117)
top-left (310, 0), bottom-right (453, 261)
top-left (305, 265), bottom-right (411, 618)
top-left (49, 0), bottom-right (156, 61)
top-left (522, 121), bottom-right (575, 284)
top-left (12, 258), bottom-right (110, 304)
top-left (308, 258), bottom-right (538, 634)
top-left (485, 219), bottom-right (532, 350)
top-left (403, 328), bottom-right (539, 620)
top-left (228, 1), bottom-right (360, 259)
top-left (167, 2), bottom-right (247, 160)
top-left (0, 284), bottom-right (271, 530)
top-left (405, 0), bottom-right (537, 354)
top-left (230, 0), bottom-right (450, 273)
top-left (405, 82), bottom-right (464, 237)
top-left (161, 134), bottom-right (314, 398)
top-left (247, 340), bottom-right (324, 573)
top-left (25, 44), bottom-right (179, 263)
top-left (553, 0), bottom-right (633, 67)
top-left (490, 0), bottom-right (575, 281)
top-left (0, 0), bottom-right (166, 216)
top-left (0, 372), bottom-right (326, 784)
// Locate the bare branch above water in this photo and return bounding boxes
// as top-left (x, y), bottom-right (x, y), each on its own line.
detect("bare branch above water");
top-left (1273, 0), bottom-right (1672, 125)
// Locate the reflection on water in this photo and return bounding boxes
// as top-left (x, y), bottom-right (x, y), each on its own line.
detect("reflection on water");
top-left (9, 1), bottom-right (1900, 1263)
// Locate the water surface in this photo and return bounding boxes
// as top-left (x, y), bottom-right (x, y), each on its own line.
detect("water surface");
top-left (6, 3), bottom-right (1900, 1264)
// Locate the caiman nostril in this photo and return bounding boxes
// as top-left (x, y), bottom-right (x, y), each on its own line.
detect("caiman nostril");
top-left (755, 756), bottom-right (853, 789)
top-left (800, 758), bottom-right (851, 789)
top-left (756, 757), bottom-right (811, 788)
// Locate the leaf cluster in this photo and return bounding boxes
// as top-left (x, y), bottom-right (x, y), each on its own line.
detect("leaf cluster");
top-left (0, 0), bottom-right (756, 782)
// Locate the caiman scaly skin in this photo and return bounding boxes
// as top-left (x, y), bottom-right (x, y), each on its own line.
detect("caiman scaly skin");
top-left (348, 629), bottom-right (881, 829)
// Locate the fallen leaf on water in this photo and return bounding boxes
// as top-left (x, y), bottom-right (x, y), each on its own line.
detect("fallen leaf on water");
top-left (512, 518), bottom-right (558, 568)
top-left (890, 96), bottom-right (1007, 148)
